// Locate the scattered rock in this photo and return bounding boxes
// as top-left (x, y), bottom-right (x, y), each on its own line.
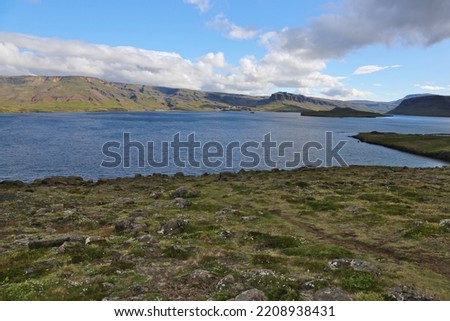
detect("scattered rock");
top-left (170, 186), bottom-right (188, 198)
top-left (300, 279), bottom-right (329, 291)
top-left (216, 208), bottom-right (240, 215)
top-left (216, 274), bottom-right (236, 290)
top-left (313, 287), bottom-right (353, 301)
top-left (158, 219), bottom-right (187, 235)
top-left (173, 198), bottom-right (192, 208)
top-left (326, 258), bottom-right (380, 276)
top-left (137, 234), bottom-right (156, 244)
top-left (130, 210), bottom-right (148, 219)
top-left (170, 186), bottom-right (200, 199)
top-left (233, 289), bottom-right (267, 301)
top-left (240, 215), bottom-right (258, 222)
top-left (114, 220), bottom-right (132, 234)
top-left (190, 269), bottom-right (214, 285)
top-left (29, 235), bottom-right (85, 249)
top-left (102, 282), bottom-right (114, 290)
top-left (150, 191), bottom-right (163, 199)
top-left (85, 236), bottom-right (106, 245)
top-left (412, 220), bottom-right (424, 227)
top-left (387, 285), bottom-right (433, 301)
top-left (439, 219), bottom-right (450, 227)
top-left (220, 230), bottom-right (235, 239)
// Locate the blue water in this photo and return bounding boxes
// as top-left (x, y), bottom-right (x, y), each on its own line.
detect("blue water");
top-left (0, 112), bottom-right (449, 182)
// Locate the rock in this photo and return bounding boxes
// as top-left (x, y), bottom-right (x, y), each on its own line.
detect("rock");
top-left (102, 282), bottom-right (114, 290)
top-left (150, 191), bottom-right (163, 199)
top-left (439, 219), bottom-right (450, 227)
top-left (233, 289), bottom-right (267, 301)
top-left (240, 216), bottom-right (258, 222)
top-left (216, 208), bottom-right (240, 216)
top-left (190, 269), bottom-right (214, 285)
top-left (85, 236), bottom-right (106, 245)
top-left (216, 274), bottom-right (236, 290)
top-left (300, 279), bottom-right (329, 291)
top-left (313, 287), bottom-right (353, 301)
top-left (388, 285), bottom-right (433, 301)
top-left (170, 186), bottom-right (199, 198)
top-left (130, 223), bottom-right (148, 234)
top-left (173, 198), bottom-right (192, 208)
top-left (137, 234), bottom-right (156, 244)
top-left (326, 258), bottom-right (380, 276)
top-left (170, 186), bottom-right (188, 198)
top-left (157, 219), bottom-right (187, 235)
top-left (220, 230), bottom-right (235, 239)
top-left (29, 235), bottom-right (85, 249)
top-left (130, 210), bottom-right (147, 219)
top-left (114, 220), bottom-right (131, 234)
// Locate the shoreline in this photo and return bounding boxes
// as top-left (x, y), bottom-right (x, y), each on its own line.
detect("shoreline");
top-left (353, 132), bottom-right (450, 162)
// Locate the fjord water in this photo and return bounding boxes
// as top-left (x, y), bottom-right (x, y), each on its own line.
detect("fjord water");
top-left (0, 112), bottom-right (449, 182)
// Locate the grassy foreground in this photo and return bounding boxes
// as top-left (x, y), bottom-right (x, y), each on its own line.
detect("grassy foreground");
top-left (353, 132), bottom-right (450, 162)
top-left (0, 166), bottom-right (449, 301)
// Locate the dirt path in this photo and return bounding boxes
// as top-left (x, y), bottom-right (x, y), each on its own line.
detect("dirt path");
top-left (276, 211), bottom-right (450, 278)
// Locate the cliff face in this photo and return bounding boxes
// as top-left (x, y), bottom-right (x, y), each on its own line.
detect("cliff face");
top-left (389, 95), bottom-right (450, 117)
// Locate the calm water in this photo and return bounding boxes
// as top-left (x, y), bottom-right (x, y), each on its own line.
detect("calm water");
top-left (0, 112), bottom-right (449, 182)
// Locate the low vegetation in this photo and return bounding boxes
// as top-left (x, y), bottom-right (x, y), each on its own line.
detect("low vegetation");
top-left (0, 166), bottom-right (449, 300)
top-left (353, 132), bottom-right (450, 162)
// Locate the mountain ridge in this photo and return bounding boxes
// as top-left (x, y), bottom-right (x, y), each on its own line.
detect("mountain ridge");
top-left (0, 75), bottom-right (440, 115)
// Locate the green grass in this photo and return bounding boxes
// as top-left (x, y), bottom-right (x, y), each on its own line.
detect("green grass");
top-left (0, 166), bottom-right (449, 300)
top-left (354, 132), bottom-right (450, 162)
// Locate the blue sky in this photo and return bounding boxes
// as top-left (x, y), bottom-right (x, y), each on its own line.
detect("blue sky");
top-left (1, 0), bottom-right (450, 101)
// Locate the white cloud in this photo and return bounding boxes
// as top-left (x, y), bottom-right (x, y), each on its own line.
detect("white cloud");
top-left (321, 87), bottom-right (372, 100)
top-left (209, 15), bottom-right (258, 40)
top-left (353, 64), bottom-right (400, 75)
top-left (182, 0), bottom-right (210, 13)
top-left (416, 84), bottom-right (448, 91)
top-left (0, 32), bottom-right (370, 99)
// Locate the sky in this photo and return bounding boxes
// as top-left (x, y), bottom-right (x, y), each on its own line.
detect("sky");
top-left (0, 0), bottom-right (450, 101)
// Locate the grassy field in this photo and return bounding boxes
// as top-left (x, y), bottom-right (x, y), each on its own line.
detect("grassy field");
top-left (354, 132), bottom-right (450, 162)
top-left (0, 166), bottom-right (449, 300)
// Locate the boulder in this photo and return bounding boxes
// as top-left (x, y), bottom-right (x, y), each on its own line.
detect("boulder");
top-left (313, 287), bottom-right (352, 301)
top-left (326, 258), bottom-right (380, 276)
top-left (157, 219), bottom-right (187, 235)
top-left (233, 288), bottom-right (267, 301)
top-left (439, 219), bottom-right (450, 227)
top-left (216, 274), bottom-right (236, 290)
top-left (170, 187), bottom-right (188, 198)
top-left (29, 234), bottom-right (85, 249)
top-left (190, 269), bottom-right (214, 285)
top-left (173, 198), bottom-right (192, 208)
top-left (388, 285), bottom-right (433, 301)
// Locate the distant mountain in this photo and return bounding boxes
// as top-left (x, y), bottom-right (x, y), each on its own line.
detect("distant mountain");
top-left (347, 94), bottom-right (432, 114)
top-left (389, 95), bottom-right (450, 117)
top-left (0, 75), bottom-right (433, 116)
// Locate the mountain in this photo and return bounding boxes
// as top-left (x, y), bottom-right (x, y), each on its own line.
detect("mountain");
top-left (389, 95), bottom-right (450, 117)
top-left (0, 75), bottom-right (357, 113)
top-left (347, 94), bottom-right (432, 114)
top-left (0, 75), bottom-right (423, 115)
